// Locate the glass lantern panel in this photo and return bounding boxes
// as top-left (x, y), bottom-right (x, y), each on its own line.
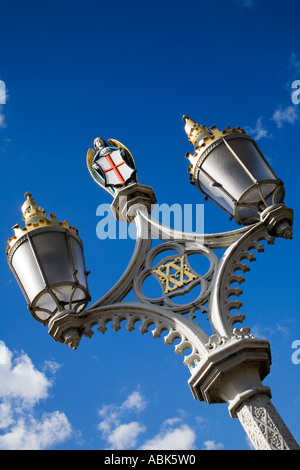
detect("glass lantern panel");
top-left (229, 138), bottom-right (276, 181)
top-left (52, 285), bottom-right (73, 303)
top-left (201, 143), bottom-right (254, 202)
top-left (241, 182), bottom-right (282, 206)
top-left (32, 231), bottom-right (73, 285)
top-left (11, 239), bottom-right (45, 302)
top-left (35, 292), bottom-right (57, 311)
top-left (267, 186), bottom-right (284, 205)
top-left (34, 310), bottom-right (51, 322)
top-left (69, 236), bottom-right (87, 287)
top-left (237, 206), bottom-right (260, 223)
top-left (198, 171), bottom-right (235, 216)
top-left (71, 287), bottom-right (86, 301)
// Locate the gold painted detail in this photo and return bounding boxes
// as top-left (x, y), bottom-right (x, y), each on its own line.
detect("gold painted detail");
top-left (6, 193), bottom-right (78, 256)
top-left (194, 124), bottom-right (246, 153)
top-left (183, 116), bottom-right (247, 181)
top-left (153, 255), bottom-right (198, 294)
top-left (182, 115), bottom-right (212, 147)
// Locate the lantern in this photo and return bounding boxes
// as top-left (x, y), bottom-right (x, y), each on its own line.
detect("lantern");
top-left (6, 193), bottom-right (90, 325)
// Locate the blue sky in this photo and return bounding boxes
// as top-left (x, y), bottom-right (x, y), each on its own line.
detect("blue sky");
top-left (0, 0), bottom-right (299, 450)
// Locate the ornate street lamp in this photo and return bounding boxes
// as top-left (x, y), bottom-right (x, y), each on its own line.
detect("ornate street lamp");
top-left (183, 115), bottom-right (293, 234)
top-left (6, 123), bottom-right (299, 450)
top-left (6, 193), bottom-right (90, 327)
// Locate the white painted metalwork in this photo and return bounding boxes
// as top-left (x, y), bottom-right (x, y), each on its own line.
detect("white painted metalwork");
top-left (7, 117), bottom-right (299, 450)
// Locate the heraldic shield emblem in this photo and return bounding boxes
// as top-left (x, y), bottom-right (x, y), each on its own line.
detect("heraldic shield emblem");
top-left (86, 138), bottom-right (137, 196)
top-left (94, 148), bottom-right (134, 186)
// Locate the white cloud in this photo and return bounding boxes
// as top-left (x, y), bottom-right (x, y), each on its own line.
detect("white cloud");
top-left (272, 105), bottom-right (298, 128)
top-left (107, 422), bottom-right (146, 450)
top-left (98, 391), bottom-right (197, 450)
top-left (162, 416), bottom-right (182, 427)
top-left (245, 117), bottom-right (270, 140)
top-left (0, 411), bottom-right (71, 450)
top-left (98, 391), bottom-right (228, 451)
top-left (251, 319), bottom-right (294, 341)
top-left (42, 359), bottom-right (62, 375)
top-left (203, 439), bottom-right (225, 450)
top-left (123, 390), bottom-right (147, 412)
top-left (0, 342), bottom-right (50, 405)
top-left (0, 403), bottom-right (13, 430)
top-left (245, 56), bottom-right (300, 140)
top-left (244, 53), bottom-right (300, 139)
top-left (0, 341), bottom-right (72, 450)
top-left (140, 420), bottom-right (196, 450)
top-left (98, 390), bottom-right (147, 449)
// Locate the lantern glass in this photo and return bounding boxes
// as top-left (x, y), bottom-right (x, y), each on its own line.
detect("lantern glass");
top-left (229, 138), bottom-right (275, 180)
top-left (69, 236), bottom-right (87, 286)
top-left (32, 231), bottom-right (74, 284)
top-left (8, 226), bottom-right (90, 324)
top-left (35, 294), bottom-right (57, 321)
top-left (197, 135), bottom-right (285, 224)
top-left (11, 238), bottom-right (45, 302)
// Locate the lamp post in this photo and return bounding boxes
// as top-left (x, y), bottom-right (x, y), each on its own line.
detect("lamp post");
top-left (6, 117), bottom-right (299, 450)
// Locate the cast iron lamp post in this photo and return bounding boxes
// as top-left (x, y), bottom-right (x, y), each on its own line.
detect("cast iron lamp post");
top-left (6, 116), bottom-right (299, 450)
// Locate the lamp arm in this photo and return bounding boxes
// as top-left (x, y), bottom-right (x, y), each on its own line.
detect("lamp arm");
top-left (50, 301), bottom-right (210, 370)
top-left (133, 211), bottom-right (274, 343)
top-left (137, 209), bottom-right (250, 248)
top-left (87, 207), bottom-right (152, 310)
top-left (86, 204), bottom-right (249, 312)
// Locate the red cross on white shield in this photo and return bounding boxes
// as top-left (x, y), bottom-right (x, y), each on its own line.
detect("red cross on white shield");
top-left (96, 149), bottom-right (135, 186)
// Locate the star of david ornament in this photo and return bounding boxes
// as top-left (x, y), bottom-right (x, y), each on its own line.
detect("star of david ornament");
top-left (152, 254), bottom-right (198, 295)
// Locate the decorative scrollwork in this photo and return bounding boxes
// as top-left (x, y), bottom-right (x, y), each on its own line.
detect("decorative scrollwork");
top-left (79, 302), bottom-right (210, 371)
top-left (236, 394), bottom-right (299, 450)
top-left (209, 222), bottom-right (275, 339)
top-left (133, 240), bottom-right (218, 317)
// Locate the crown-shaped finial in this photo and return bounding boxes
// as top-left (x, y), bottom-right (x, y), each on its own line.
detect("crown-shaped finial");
top-left (182, 115), bottom-right (212, 147)
top-left (22, 192), bottom-right (47, 224)
top-left (6, 193), bottom-right (78, 256)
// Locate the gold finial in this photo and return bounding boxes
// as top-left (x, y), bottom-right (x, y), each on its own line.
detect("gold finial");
top-left (183, 116), bottom-right (248, 184)
top-left (182, 115), bottom-right (212, 147)
top-left (6, 193), bottom-right (78, 257)
top-left (22, 192), bottom-right (47, 225)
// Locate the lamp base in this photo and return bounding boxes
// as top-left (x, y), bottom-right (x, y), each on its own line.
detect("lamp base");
top-left (111, 183), bottom-right (157, 223)
top-left (260, 203), bottom-right (293, 239)
top-left (188, 337), bottom-right (271, 417)
top-left (48, 309), bottom-right (85, 350)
